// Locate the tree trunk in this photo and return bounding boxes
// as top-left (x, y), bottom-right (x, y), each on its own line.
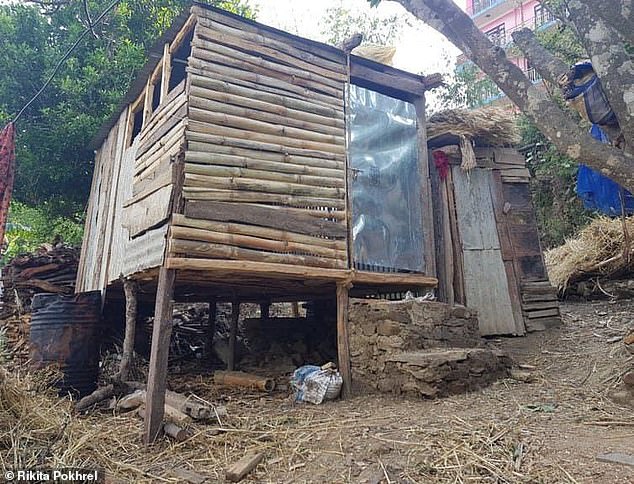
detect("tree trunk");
top-left (392, 0), bottom-right (634, 192)
top-left (567, 0), bottom-right (634, 147)
top-left (118, 278), bottom-right (138, 382)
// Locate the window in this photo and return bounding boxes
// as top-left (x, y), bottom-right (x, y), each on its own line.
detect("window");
top-left (534, 4), bottom-right (554, 28)
top-left (472, 0), bottom-right (501, 15)
top-left (168, 29), bottom-right (194, 93)
top-left (485, 24), bottom-right (506, 47)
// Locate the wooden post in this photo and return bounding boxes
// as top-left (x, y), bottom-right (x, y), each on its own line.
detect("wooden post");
top-left (118, 278), bottom-right (138, 381)
top-left (207, 299), bottom-right (216, 360)
top-left (228, 300), bottom-right (240, 371)
top-left (260, 301), bottom-right (270, 319)
top-left (160, 43), bottom-right (171, 104)
top-left (144, 267), bottom-right (176, 445)
top-left (291, 301), bottom-right (300, 317)
top-left (336, 282), bottom-right (352, 398)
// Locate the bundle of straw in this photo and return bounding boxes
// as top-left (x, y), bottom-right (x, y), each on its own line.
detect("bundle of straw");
top-left (427, 106), bottom-right (520, 146)
top-left (545, 216), bottom-right (634, 290)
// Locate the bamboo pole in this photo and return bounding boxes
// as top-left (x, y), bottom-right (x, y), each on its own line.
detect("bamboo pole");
top-left (184, 149), bottom-right (344, 179)
top-left (188, 113), bottom-right (345, 156)
top-left (181, 187), bottom-right (346, 209)
top-left (184, 162), bottom-right (345, 189)
top-left (189, 91), bottom-right (344, 136)
top-left (172, 214), bottom-right (346, 248)
top-left (188, 106), bottom-right (345, 146)
top-left (185, 129), bottom-right (345, 162)
top-left (187, 60), bottom-right (343, 114)
top-left (169, 238), bottom-right (346, 269)
top-left (195, 16), bottom-right (346, 74)
top-left (170, 225), bottom-right (347, 260)
top-left (183, 173), bottom-right (345, 199)
top-left (186, 140), bottom-right (344, 170)
top-left (196, 24), bottom-right (346, 82)
top-left (189, 73), bottom-right (343, 120)
top-left (191, 39), bottom-right (343, 93)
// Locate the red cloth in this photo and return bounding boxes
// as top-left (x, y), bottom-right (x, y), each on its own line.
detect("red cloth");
top-left (0, 122), bottom-right (16, 250)
top-left (432, 150), bottom-right (449, 181)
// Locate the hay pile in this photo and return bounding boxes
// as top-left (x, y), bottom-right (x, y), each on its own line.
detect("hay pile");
top-left (427, 106), bottom-right (520, 146)
top-left (545, 216), bottom-right (634, 290)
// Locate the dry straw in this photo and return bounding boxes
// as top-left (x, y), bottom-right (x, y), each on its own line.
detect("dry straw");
top-left (546, 216), bottom-right (634, 290)
top-left (427, 106), bottom-right (521, 146)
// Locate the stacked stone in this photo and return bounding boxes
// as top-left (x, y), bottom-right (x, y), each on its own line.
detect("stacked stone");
top-left (349, 299), bottom-right (511, 398)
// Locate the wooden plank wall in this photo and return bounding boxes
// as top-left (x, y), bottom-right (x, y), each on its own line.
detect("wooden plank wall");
top-left (170, 7), bottom-right (348, 270)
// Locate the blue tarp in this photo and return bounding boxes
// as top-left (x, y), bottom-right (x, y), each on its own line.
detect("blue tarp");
top-left (576, 125), bottom-right (634, 216)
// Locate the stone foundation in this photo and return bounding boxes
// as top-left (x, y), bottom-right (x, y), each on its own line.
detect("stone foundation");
top-left (349, 299), bottom-right (511, 398)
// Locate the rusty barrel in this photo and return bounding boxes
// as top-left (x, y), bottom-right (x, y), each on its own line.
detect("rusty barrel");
top-left (30, 291), bottom-right (102, 397)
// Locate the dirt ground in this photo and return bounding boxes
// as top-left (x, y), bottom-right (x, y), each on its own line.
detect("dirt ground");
top-left (86, 299), bottom-right (634, 483)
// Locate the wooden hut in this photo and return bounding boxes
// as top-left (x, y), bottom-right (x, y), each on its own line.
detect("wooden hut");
top-left (77, 3), bottom-right (440, 443)
top-left (76, 4), bottom-right (558, 443)
top-left (427, 107), bottom-right (560, 336)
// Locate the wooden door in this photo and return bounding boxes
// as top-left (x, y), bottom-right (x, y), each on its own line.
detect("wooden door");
top-left (451, 166), bottom-right (524, 335)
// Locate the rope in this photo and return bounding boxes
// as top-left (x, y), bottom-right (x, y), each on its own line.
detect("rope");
top-left (12, 0), bottom-right (121, 124)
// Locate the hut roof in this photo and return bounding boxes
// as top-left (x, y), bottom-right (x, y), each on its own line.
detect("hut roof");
top-left (427, 106), bottom-right (520, 147)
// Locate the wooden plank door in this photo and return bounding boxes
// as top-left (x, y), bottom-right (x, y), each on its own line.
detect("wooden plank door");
top-left (451, 166), bottom-right (523, 335)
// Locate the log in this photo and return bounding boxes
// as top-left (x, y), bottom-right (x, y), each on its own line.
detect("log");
top-left (225, 452), bottom-right (265, 483)
top-left (170, 226), bottom-right (346, 261)
top-left (164, 403), bottom-right (192, 425)
top-left (165, 389), bottom-right (215, 420)
top-left (76, 384), bottom-right (115, 412)
top-left (116, 389), bottom-right (145, 412)
top-left (163, 422), bottom-right (191, 442)
top-left (184, 162), bottom-right (345, 188)
top-left (228, 302), bottom-right (239, 371)
top-left (214, 371), bottom-right (276, 392)
top-left (118, 278), bottom-right (138, 382)
top-left (336, 282), bottom-right (352, 398)
top-left (172, 215), bottom-right (346, 250)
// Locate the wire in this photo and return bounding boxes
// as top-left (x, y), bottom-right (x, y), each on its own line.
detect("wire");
top-left (12, 0), bottom-right (122, 124)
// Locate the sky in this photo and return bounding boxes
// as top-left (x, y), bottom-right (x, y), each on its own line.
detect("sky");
top-left (250, 0), bottom-right (467, 78)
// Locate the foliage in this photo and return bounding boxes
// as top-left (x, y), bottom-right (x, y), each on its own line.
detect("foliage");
top-left (435, 62), bottom-right (500, 111)
top-left (2, 201), bottom-right (84, 264)
top-left (0, 0), bottom-right (254, 219)
top-left (320, 5), bottom-right (409, 46)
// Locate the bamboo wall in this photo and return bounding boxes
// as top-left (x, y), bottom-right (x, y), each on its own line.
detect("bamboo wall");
top-left (166, 6), bottom-right (349, 270)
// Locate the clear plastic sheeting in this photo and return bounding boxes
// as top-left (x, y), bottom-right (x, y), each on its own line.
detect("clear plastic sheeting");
top-left (348, 85), bottom-right (425, 273)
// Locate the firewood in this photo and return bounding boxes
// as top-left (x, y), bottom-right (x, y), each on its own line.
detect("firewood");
top-left (214, 371), bottom-right (275, 392)
top-left (225, 452), bottom-right (265, 482)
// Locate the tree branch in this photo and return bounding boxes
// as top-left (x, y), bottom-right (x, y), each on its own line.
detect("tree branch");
top-left (567, 0), bottom-right (634, 146)
top-left (512, 28), bottom-right (569, 85)
top-left (579, 0), bottom-right (634, 44)
top-left (390, 0), bottom-right (634, 191)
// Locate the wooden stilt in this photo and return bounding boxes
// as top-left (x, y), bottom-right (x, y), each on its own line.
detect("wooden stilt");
top-left (143, 267), bottom-right (176, 445)
top-left (260, 301), bottom-right (270, 319)
top-left (291, 301), bottom-right (300, 317)
top-left (207, 298), bottom-right (216, 360)
top-left (336, 282), bottom-right (352, 398)
top-left (118, 278), bottom-right (138, 381)
top-left (228, 300), bottom-right (240, 371)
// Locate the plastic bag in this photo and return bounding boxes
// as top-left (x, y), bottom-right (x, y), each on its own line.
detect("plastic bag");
top-left (290, 364), bottom-right (343, 404)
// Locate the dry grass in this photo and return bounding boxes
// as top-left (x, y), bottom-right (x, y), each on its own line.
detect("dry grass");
top-left (545, 216), bottom-right (634, 290)
top-left (427, 106), bottom-right (520, 146)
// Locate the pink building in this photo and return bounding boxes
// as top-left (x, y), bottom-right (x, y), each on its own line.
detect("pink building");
top-left (461, 0), bottom-right (555, 103)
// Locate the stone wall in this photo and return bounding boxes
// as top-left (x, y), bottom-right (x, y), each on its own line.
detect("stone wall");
top-left (349, 298), bottom-right (511, 398)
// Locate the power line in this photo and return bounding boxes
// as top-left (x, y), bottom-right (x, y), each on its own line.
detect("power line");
top-left (12, 0), bottom-right (122, 124)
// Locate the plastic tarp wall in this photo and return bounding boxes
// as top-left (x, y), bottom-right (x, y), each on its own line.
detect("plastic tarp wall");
top-left (348, 85), bottom-right (424, 273)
